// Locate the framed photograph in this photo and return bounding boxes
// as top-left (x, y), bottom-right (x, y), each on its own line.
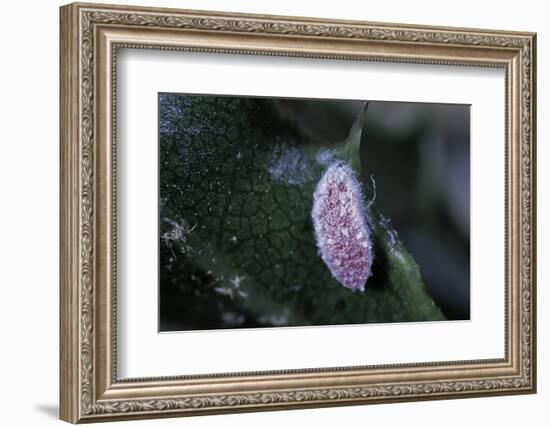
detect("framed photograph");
top-left (60, 2), bottom-right (537, 423)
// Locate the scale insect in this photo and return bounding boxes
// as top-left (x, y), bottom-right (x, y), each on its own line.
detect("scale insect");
top-left (311, 162), bottom-right (374, 291)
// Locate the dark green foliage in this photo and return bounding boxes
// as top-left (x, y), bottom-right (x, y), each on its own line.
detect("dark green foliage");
top-left (159, 94), bottom-right (444, 331)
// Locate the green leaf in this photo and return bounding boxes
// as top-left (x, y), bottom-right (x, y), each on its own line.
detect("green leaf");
top-left (159, 94), bottom-right (445, 330)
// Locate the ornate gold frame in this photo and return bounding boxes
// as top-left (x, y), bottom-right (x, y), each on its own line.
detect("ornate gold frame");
top-left (60, 2), bottom-right (537, 423)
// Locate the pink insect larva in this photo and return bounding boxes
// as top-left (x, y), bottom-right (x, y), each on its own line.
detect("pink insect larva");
top-left (311, 162), bottom-right (374, 291)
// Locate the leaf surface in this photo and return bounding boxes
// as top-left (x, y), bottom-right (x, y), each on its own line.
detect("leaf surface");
top-left (159, 95), bottom-right (445, 329)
